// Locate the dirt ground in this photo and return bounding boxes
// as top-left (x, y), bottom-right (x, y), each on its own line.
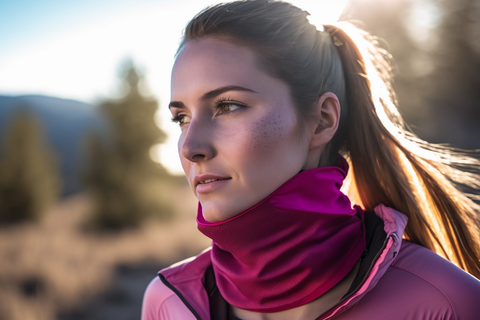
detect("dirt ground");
top-left (0, 184), bottom-right (211, 320)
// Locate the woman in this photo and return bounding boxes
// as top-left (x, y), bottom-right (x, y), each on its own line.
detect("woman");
top-left (142, 1), bottom-right (480, 319)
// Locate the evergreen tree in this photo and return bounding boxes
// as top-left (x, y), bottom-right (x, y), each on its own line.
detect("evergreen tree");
top-left (0, 109), bottom-right (60, 224)
top-left (82, 60), bottom-right (171, 230)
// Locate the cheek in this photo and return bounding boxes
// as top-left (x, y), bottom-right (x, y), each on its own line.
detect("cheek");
top-left (230, 108), bottom-right (298, 164)
top-left (249, 113), bottom-right (287, 149)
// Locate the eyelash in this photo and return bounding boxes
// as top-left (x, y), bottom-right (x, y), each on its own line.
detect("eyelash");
top-left (213, 96), bottom-right (245, 115)
top-left (171, 115), bottom-right (185, 125)
top-left (170, 97), bottom-right (246, 125)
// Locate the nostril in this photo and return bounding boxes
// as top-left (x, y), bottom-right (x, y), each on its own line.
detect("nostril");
top-left (191, 154), bottom-right (206, 161)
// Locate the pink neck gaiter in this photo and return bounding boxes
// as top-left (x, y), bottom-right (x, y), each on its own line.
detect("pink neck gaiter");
top-left (197, 160), bottom-right (366, 313)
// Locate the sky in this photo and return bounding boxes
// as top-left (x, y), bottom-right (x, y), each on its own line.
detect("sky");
top-left (0, 0), bottom-right (349, 174)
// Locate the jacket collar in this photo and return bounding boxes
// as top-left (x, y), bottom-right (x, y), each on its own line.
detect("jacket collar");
top-left (320, 204), bottom-right (407, 319)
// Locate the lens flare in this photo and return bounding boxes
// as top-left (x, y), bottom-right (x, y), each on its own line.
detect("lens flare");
top-left (290, 0), bottom-right (349, 29)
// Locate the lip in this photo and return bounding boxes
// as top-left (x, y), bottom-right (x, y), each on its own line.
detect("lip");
top-left (194, 174), bottom-right (231, 193)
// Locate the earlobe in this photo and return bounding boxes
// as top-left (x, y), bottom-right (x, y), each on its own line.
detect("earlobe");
top-left (309, 92), bottom-right (341, 149)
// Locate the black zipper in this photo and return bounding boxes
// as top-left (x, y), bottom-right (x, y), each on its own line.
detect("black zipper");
top-left (315, 233), bottom-right (397, 320)
top-left (158, 273), bottom-right (203, 320)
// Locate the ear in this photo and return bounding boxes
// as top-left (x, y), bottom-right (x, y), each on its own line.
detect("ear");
top-left (308, 92), bottom-right (341, 149)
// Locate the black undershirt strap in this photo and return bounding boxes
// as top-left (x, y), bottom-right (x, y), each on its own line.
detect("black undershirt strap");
top-left (203, 264), bottom-right (231, 320)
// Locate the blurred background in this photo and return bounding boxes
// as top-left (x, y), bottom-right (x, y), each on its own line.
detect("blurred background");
top-left (0, 0), bottom-right (479, 319)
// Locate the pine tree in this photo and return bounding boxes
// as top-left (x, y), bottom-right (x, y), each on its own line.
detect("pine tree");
top-left (0, 109), bottom-right (60, 224)
top-left (82, 60), bottom-right (172, 230)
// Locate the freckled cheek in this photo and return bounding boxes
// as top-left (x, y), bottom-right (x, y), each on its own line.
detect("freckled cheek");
top-left (247, 113), bottom-right (292, 151)
top-left (220, 113), bottom-right (296, 172)
top-left (213, 119), bottom-right (283, 166)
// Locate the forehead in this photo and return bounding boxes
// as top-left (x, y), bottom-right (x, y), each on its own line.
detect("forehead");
top-left (171, 38), bottom-right (286, 99)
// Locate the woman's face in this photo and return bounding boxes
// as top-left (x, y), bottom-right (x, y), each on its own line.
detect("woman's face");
top-left (170, 38), bottom-right (316, 222)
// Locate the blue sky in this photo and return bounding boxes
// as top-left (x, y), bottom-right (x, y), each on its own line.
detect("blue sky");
top-left (0, 0), bottom-right (165, 56)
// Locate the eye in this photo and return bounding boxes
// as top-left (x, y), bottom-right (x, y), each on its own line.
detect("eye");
top-left (216, 103), bottom-right (239, 114)
top-left (213, 99), bottom-right (245, 116)
top-left (171, 114), bottom-right (191, 126)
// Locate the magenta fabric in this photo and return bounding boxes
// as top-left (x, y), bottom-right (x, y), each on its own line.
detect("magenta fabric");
top-left (142, 205), bottom-right (480, 320)
top-left (197, 164), bottom-right (366, 312)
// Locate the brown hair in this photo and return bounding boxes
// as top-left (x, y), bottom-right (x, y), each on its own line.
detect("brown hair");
top-left (179, 0), bottom-right (480, 278)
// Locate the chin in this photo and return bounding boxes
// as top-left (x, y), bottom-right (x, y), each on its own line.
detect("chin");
top-left (201, 203), bottom-right (225, 223)
top-left (201, 201), bottom-right (240, 223)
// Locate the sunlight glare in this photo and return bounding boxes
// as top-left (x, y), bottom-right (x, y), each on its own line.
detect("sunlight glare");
top-left (290, 0), bottom-right (349, 29)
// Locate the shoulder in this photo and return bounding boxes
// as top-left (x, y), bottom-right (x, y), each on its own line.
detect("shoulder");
top-left (388, 241), bottom-right (480, 319)
top-left (141, 277), bottom-right (198, 320)
top-left (346, 240), bottom-right (480, 320)
top-left (141, 276), bottom-right (174, 316)
top-left (392, 241), bottom-right (480, 292)
top-left (141, 248), bottom-right (213, 320)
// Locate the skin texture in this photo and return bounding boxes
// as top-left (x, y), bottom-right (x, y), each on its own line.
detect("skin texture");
top-left (170, 38), bottom-right (339, 223)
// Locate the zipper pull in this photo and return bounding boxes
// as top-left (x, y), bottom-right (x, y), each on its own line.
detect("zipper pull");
top-left (391, 233), bottom-right (398, 258)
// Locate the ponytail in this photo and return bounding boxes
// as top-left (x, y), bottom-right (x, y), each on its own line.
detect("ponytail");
top-left (326, 22), bottom-right (480, 278)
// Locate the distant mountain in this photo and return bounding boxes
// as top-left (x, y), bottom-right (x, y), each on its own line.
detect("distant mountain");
top-left (0, 95), bottom-right (106, 197)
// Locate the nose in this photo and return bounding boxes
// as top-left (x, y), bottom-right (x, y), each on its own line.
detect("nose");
top-left (179, 119), bottom-right (215, 162)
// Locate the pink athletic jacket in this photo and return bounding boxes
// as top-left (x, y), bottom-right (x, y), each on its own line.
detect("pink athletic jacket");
top-left (142, 205), bottom-right (480, 319)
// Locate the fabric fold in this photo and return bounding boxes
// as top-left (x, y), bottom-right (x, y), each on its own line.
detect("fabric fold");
top-left (197, 157), bottom-right (366, 312)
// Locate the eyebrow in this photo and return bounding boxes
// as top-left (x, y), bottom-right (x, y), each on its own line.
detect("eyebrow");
top-left (168, 85), bottom-right (256, 109)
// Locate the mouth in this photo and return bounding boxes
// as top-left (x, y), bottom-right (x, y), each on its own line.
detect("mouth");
top-left (194, 175), bottom-right (232, 192)
top-left (198, 178), bottom-right (230, 185)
